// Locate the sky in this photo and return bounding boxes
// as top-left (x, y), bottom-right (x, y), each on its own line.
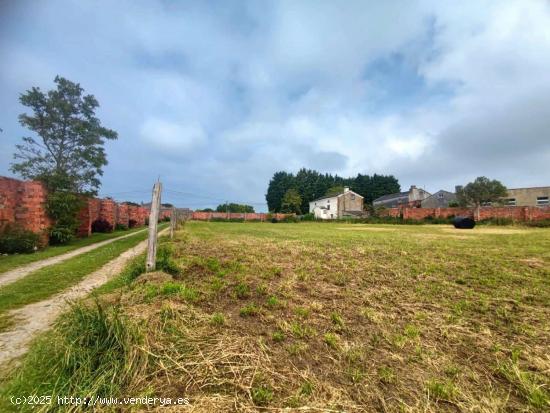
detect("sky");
top-left (1, 0), bottom-right (550, 211)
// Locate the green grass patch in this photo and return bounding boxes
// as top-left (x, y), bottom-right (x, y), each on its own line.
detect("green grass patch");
top-left (0, 227), bottom-right (146, 274)
top-left (0, 228), bottom-right (157, 315)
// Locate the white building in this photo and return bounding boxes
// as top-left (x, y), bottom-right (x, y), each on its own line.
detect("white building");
top-left (309, 187), bottom-right (364, 220)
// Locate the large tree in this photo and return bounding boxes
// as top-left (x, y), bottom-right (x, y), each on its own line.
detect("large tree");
top-left (11, 76), bottom-right (117, 195)
top-left (456, 177), bottom-right (508, 207)
top-left (265, 171), bottom-right (295, 212)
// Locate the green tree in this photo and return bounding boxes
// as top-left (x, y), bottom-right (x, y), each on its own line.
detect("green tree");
top-left (456, 177), bottom-right (508, 207)
top-left (266, 171), bottom-right (295, 212)
top-left (280, 188), bottom-right (302, 214)
top-left (216, 203), bottom-right (255, 213)
top-left (11, 76), bottom-right (117, 195)
top-left (325, 185), bottom-right (345, 196)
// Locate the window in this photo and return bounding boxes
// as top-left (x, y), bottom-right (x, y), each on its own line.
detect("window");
top-left (327, 204), bottom-right (330, 210)
top-left (505, 198), bottom-right (516, 206)
top-left (351, 194), bottom-right (355, 200)
top-left (537, 196), bottom-right (549, 206)
top-left (438, 192), bottom-right (444, 199)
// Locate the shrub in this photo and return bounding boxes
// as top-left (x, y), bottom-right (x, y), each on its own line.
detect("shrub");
top-left (128, 219), bottom-right (138, 228)
top-left (300, 213), bottom-right (315, 221)
top-left (280, 215), bottom-right (299, 223)
top-left (478, 217), bottom-right (514, 226)
top-left (49, 226), bottom-right (75, 245)
top-left (92, 219), bottom-right (114, 233)
top-left (115, 223), bottom-right (128, 231)
top-left (156, 244), bottom-right (181, 276)
top-left (525, 219), bottom-right (550, 228)
top-left (0, 225), bottom-right (42, 254)
top-left (46, 191), bottom-right (83, 244)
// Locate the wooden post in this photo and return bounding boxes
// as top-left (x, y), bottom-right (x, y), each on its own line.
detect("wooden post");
top-left (146, 181), bottom-right (162, 272)
top-left (170, 207), bottom-right (176, 239)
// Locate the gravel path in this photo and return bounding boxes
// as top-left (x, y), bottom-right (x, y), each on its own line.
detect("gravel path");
top-left (0, 228), bottom-right (146, 288)
top-left (0, 228), bottom-right (168, 366)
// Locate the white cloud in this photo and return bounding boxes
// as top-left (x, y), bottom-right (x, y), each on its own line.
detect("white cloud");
top-left (140, 118), bottom-right (207, 153)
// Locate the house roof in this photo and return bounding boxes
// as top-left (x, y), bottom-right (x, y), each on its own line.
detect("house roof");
top-left (310, 190), bottom-right (364, 203)
top-left (373, 191), bottom-right (409, 203)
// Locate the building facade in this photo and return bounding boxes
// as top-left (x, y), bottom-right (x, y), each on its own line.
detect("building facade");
top-left (309, 187), bottom-right (364, 219)
top-left (501, 187), bottom-right (550, 207)
top-left (373, 185), bottom-right (431, 208)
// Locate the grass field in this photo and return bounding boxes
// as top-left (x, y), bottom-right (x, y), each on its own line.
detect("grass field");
top-left (0, 226), bottom-right (146, 274)
top-left (2, 221), bottom-right (549, 412)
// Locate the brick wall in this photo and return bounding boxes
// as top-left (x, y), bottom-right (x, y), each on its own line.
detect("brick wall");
top-left (0, 176), bottom-right (150, 244)
top-left (380, 206), bottom-right (550, 222)
top-left (191, 211), bottom-right (291, 221)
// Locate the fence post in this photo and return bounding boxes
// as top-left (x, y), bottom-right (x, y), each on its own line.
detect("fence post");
top-left (146, 181), bottom-right (162, 272)
top-left (170, 206), bottom-right (176, 239)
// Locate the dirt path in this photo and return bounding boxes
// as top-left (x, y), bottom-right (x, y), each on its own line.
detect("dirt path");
top-left (0, 228), bottom-right (168, 366)
top-left (0, 228), bottom-right (147, 288)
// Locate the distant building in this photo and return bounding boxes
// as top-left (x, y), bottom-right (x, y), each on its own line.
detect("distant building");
top-left (373, 185), bottom-right (431, 208)
top-left (501, 187), bottom-right (550, 207)
top-left (421, 190), bottom-right (457, 208)
top-left (309, 187), bottom-right (364, 220)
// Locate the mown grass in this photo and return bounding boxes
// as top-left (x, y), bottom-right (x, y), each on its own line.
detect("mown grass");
top-left (0, 225), bottom-right (167, 315)
top-left (0, 226), bottom-right (146, 274)
top-left (1, 221), bottom-right (549, 412)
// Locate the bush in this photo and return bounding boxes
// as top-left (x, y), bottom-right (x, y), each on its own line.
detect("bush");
top-left (0, 225), bottom-right (42, 254)
top-left (300, 213), bottom-right (315, 221)
top-left (128, 219), bottom-right (138, 228)
top-left (115, 223), bottom-right (128, 231)
top-left (280, 215), bottom-right (299, 223)
top-left (46, 191), bottom-right (83, 245)
top-left (478, 217), bottom-right (514, 226)
top-left (92, 219), bottom-right (113, 233)
top-left (524, 219), bottom-right (550, 228)
top-left (49, 226), bottom-right (76, 245)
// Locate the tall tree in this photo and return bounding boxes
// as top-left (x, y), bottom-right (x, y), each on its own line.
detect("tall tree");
top-left (266, 171), bottom-right (295, 212)
top-left (11, 76), bottom-right (117, 195)
top-left (280, 188), bottom-right (302, 214)
top-left (456, 177), bottom-right (507, 207)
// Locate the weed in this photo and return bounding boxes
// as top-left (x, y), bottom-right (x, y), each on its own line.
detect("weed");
top-left (210, 312), bottom-right (225, 326)
top-left (324, 332), bottom-right (338, 349)
top-left (290, 322), bottom-right (315, 339)
top-left (330, 311), bottom-right (345, 328)
top-left (234, 282), bottom-right (251, 299)
top-left (426, 379), bottom-right (456, 400)
top-left (294, 306), bottom-right (310, 318)
top-left (251, 384), bottom-right (273, 406)
top-left (404, 324), bottom-right (420, 339)
top-left (299, 381), bottom-right (314, 396)
top-left (256, 283), bottom-right (268, 295)
top-left (272, 330), bottom-right (285, 342)
top-left (497, 356), bottom-right (549, 408)
top-left (266, 295), bottom-right (279, 308)
top-left (240, 304), bottom-right (259, 317)
top-left (379, 366), bottom-right (396, 384)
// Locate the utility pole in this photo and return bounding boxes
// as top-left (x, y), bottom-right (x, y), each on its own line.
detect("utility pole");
top-left (146, 181), bottom-right (162, 272)
top-left (170, 206), bottom-right (176, 239)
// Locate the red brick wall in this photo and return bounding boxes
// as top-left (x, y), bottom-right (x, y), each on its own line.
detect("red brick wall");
top-left (380, 206), bottom-right (550, 222)
top-left (191, 211), bottom-right (291, 221)
top-left (0, 177), bottom-right (52, 243)
top-left (1, 176), bottom-right (149, 245)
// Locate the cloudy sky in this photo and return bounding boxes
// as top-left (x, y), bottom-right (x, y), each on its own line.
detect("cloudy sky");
top-left (1, 0), bottom-right (549, 210)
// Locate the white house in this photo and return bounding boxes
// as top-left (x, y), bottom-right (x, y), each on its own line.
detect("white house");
top-left (309, 187), bottom-right (364, 219)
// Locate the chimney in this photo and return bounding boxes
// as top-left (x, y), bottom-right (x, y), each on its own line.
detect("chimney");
top-left (344, 186), bottom-right (350, 193)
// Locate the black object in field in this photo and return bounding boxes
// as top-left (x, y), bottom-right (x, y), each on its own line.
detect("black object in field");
top-left (453, 217), bottom-right (476, 229)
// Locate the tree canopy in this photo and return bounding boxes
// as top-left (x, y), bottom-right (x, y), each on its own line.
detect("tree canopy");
top-left (216, 203), bottom-right (255, 213)
top-left (265, 168), bottom-right (400, 212)
top-left (11, 76), bottom-right (117, 195)
top-left (456, 177), bottom-right (508, 207)
top-left (280, 188), bottom-right (302, 214)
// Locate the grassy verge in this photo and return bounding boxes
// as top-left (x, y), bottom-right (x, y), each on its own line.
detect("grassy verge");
top-left (0, 226), bottom-right (146, 274)
top-left (0, 224), bottom-right (167, 315)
